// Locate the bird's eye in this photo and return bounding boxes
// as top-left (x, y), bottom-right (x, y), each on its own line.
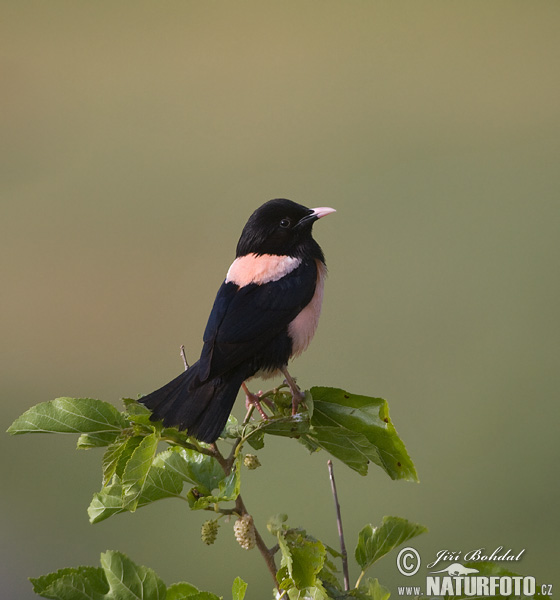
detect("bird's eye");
top-left (279, 218), bottom-right (291, 228)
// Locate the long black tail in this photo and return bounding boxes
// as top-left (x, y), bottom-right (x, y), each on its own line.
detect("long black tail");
top-left (139, 361), bottom-right (246, 443)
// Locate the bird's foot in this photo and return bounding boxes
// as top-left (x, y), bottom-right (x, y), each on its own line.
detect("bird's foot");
top-left (281, 367), bottom-right (306, 415)
top-left (242, 382), bottom-right (269, 420)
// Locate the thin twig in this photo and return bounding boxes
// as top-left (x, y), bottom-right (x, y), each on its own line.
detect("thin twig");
top-left (160, 433), bottom-right (214, 457)
top-left (180, 345), bottom-right (189, 371)
top-left (226, 404), bottom-right (255, 468)
top-left (327, 460), bottom-right (350, 591)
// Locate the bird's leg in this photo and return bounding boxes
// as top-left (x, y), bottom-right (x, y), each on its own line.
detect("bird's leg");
top-left (242, 382), bottom-right (269, 420)
top-left (281, 366), bottom-right (305, 415)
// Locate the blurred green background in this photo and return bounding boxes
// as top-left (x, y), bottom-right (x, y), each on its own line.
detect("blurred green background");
top-left (2, 1), bottom-right (559, 598)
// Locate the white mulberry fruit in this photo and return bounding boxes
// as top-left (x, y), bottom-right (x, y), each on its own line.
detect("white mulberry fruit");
top-left (234, 514), bottom-right (256, 550)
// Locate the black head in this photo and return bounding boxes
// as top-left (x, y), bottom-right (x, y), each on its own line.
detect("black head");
top-left (236, 199), bottom-right (335, 261)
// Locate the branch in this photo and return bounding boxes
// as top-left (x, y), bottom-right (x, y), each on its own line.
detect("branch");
top-left (235, 494), bottom-right (278, 588)
top-left (180, 345), bottom-right (189, 371)
top-left (328, 460), bottom-right (350, 591)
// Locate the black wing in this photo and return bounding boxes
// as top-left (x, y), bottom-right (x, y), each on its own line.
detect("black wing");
top-left (198, 259), bottom-right (318, 381)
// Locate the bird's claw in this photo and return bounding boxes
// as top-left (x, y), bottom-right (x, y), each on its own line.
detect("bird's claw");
top-left (290, 388), bottom-right (305, 415)
top-left (242, 383), bottom-right (269, 420)
top-left (280, 367), bottom-right (305, 415)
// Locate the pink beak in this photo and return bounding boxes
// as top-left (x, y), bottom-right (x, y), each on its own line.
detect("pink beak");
top-left (311, 207), bottom-right (337, 219)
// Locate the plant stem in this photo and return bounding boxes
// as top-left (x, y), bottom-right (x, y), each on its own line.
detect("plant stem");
top-left (180, 345), bottom-right (189, 371)
top-left (235, 494), bottom-right (278, 588)
top-left (355, 570), bottom-right (366, 589)
top-left (215, 436), bottom-right (278, 588)
top-left (327, 460), bottom-right (350, 591)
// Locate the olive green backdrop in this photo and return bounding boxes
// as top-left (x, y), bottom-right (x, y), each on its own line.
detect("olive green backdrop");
top-left (2, 2), bottom-right (559, 598)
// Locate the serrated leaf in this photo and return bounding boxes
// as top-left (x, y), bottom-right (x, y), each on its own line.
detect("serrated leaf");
top-left (30, 566), bottom-right (108, 600)
top-left (358, 578), bottom-right (391, 600)
top-left (166, 582), bottom-right (200, 599)
top-left (303, 426), bottom-right (373, 476)
top-left (277, 532), bottom-right (293, 578)
top-left (220, 414), bottom-right (241, 439)
top-left (8, 398), bottom-right (127, 436)
top-left (257, 413), bottom-right (311, 437)
top-left (88, 479), bottom-right (126, 524)
top-left (308, 387), bottom-right (418, 481)
top-left (277, 529), bottom-right (327, 595)
top-left (187, 456), bottom-right (241, 510)
top-left (290, 537), bottom-right (326, 589)
top-left (88, 465), bottom-right (184, 523)
top-left (232, 577), bottom-right (248, 600)
top-left (355, 517), bottom-right (427, 572)
top-left (154, 447), bottom-right (224, 494)
top-left (100, 550), bottom-right (166, 600)
top-left (121, 433), bottom-right (160, 511)
top-left (318, 558), bottom-right (341, 592)
top-left (123, 398), bottom-right (161, 430)
top-left (101, 435), bottom-right (142, 487)
top-left (247, 429), bottom-right (265, 450)
top-left (122, 398), bottom-right (151, 416)
top-left (77, 431), bottom-right (122, 450)
top-left (166, 582), bottom-right (220, 599)
top-left (286, 586), bottom-right (328, 600)
top-left (267, 513), bottom-right (288, 535)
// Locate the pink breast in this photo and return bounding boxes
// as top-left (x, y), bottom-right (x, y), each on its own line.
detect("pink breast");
top-left (226, 253), bottom-right (302, 287)
top-left (288, 261), bottom-right (327, 356)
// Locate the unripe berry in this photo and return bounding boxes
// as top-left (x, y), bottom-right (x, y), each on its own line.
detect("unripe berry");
top-left (243, 454), bottom-right (261, 470)
top-left (201, 519), bottom-right (219, 545)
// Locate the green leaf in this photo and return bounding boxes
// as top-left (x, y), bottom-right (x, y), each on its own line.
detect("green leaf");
top-left (30, 550), bottom-right (224, 600)
top-left (355, 517), bottom-right (427, 572)
top-left (101, 435), bottom-right (142, 487)
top-left (77, 431), bottom-right (122, 450)
top-left (277, 532), bottom-right (293, 578)
top-left (166, 582), bottom-right (220, 599)
top-left (246, 429), bottom-right (265, 450)
top-left (123, 398), bottom-right (161, 430)
top-left (30, 566), bottom-right (108, 600)
top-left (267, 513), bottom-right (288, 535)
top-left (257, 413), bottom-right (311, 437)
top-left (187, 456), bottom-right (241, 510)
top-left (88, 479), bottom-right (126, 524)
top-left (308, 387), bottom-right (418, 481)
top-left (277, 529), bottom-right (327, 595)
top-left (286, 586), bottom-right (328, 600)
top-left (166, 582), bottom-right (200, 599)
top-left (358, 578), bottom-right (391, 600)
top-left (151, 447), bottom-right (236, 509)
top-left (304, 426), bottom-right (373, 476)
top-left (154, 447), bottom-right (224, 494)
top-left (290, 537), bottom-right (326, 589)
top-left (167, 589), bottom-right (219, 600)
top-left (121, 433), bottom-right (160, 511)
top-left (88, 465), bottom-right (184, 523)
top-left (232, 577), bottom-right (248, 600)
top-left (8, 398), bottom-right (127, 437)
top-left (100, 550), bottom-right (166, 600)
top-left (220, 414), bottom-right (241, 439)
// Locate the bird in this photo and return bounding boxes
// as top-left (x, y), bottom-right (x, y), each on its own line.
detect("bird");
top-left (139, 198), bottom-right (335, 443)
